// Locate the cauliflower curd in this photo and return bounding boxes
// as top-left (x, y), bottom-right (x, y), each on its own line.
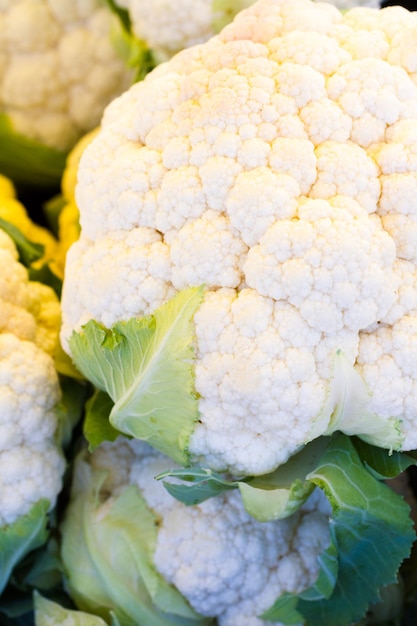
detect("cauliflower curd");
top-left (112, 0), bottom-right (381, 63)
top-left (0, 0), bottom-right (133, 185)
top-left (61, 437), bottom-right (331, 626)
top-left (0, 228), bottom-right (64, 527)
top-left (0, 0), bottom-right (131, 150)
top-left (62, 0), bottom-right (417, 477)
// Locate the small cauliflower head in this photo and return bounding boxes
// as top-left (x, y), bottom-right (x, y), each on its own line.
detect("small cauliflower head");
top-left (0, 228), bottom-right (64, 525)
top-left (0, 0), bottom-right (133, 185)
top-left (61, 437), bottom-right (331, 626)
top-left (61, 0), bottom-right (417, 477)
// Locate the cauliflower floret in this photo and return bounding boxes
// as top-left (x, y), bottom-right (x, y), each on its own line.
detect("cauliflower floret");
top-left (0, 334), bottom-right (64, 525)
top-left (146, 445), bottom-right (327, 625)
top-left (190, 289), bottom-right (360, 474)
top-left (154, 489), bottom-right (329, 625)
top-left (244, 197), bottom-right (397, 333)
top-left (226, 169), bottom-right (300, 246)
top-left (357, 315), bottom-right (417, 450)
top-left (168, 209), bottom-right (248, 289)
top-left (62, 229), bottom-right (175, 330)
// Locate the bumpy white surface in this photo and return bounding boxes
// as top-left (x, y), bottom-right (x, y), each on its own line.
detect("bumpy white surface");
top-left (62, 0), bottom-right (417, 475)
top-left (91, 438), bottom-right (331, 626)
top-left (114, 0), bottom-right (381, 61)
top-left (0, 230), bottom-right (64, 525)
top-left (0, 0), bottom-right (132, 150)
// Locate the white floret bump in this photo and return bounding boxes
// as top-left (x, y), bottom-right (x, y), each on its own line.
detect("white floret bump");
top-left (0, 334), bottom-right (64, 526)
top-left (0, 232), bottom-right (64, 526)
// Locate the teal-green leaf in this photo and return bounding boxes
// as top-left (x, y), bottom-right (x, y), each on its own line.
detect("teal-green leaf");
top-left (69, 286), bottom-right (205, 466)
top-left (157, 468), bottom-right (239, 506)
top-left (262, 434), bottom-right (415, 626)
top-left (158, 438), bottom-right (330, 521)
top-left (0, 500), bottom-right (50, 595)
top-left (352, 437), bottom-right (417, 480)
top-left (0, 218), bottom-right (44, 267)
top-left (239, 437), bottom-right (330, 521)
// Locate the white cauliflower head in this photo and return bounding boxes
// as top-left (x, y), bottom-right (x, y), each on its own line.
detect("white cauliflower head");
top-left (63, 437), bottom-right (331, 626)
top-left (62, 0), bottom-right (417, 476)
top-left (0, 229), bottom-right (64, 526)
top-left (0, 0), bottom-right (132, 153)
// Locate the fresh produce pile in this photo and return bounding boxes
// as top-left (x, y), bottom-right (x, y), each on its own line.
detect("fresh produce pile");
top-left (2, 1), bottom-right (417, 625)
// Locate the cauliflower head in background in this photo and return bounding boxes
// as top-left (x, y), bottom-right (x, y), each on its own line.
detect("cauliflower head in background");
top-left (111, 0), bottom-right (381, 64)
top-left (0, 226), bottom-right (65, 593)
top-left (60, 437), bottom-right (331, 626)
top-left (61, 0), bottom-right (417, 478)
top-left (0, 0), bottom-right (133, 187)
top-left (112, 0), bottom-right (255, 61)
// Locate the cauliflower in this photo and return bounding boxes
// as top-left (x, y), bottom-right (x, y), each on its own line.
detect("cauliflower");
top-left (111, 0), bottom-right (382, 63)
top-left (0, 226), bottom-right (65, 593)
top-left (0, 0), bottom-right (133, 186)
top-left (60, 437), bottom-right (331, 626)
top-left (61, 0), bottom-right (417, 478)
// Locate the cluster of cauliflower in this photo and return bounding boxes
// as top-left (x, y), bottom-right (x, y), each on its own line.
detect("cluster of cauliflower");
top-left (61, 0), bottom-right (417, 477)
top-left (1, 0), bottom-right (417, 624)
